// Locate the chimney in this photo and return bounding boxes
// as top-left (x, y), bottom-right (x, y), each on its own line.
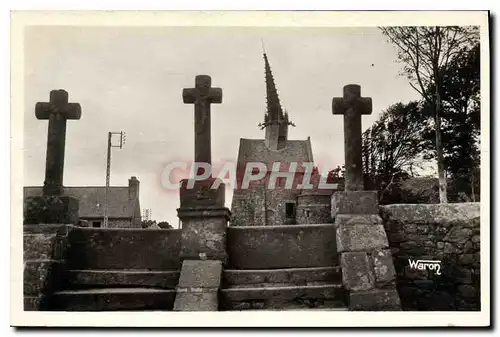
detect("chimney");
top-left (128, 176), bottom-right (140, 200)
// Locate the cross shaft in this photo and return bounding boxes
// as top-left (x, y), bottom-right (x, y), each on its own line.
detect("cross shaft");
top-left (182, 75), bottom-right (222, 169)
top-left (332, 84), bottom-right (372, 191)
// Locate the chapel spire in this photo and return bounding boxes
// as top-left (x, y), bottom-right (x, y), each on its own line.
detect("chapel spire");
top-left (258, 49), bottom-right (295, 150)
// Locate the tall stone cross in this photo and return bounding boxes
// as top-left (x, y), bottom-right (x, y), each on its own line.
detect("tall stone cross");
top-left (183, 75), bottom-right (222, 174)
top-left (332, 84), bottom-right (372, 191)
top-left (35, 89), bottom-right (82, 196)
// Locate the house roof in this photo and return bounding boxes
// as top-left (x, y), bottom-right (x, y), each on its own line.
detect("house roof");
top-left (24, 186), bottom-right (138, 219)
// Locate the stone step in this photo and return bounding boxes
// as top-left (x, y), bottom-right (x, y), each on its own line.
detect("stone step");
top-left (221, 282), bottom-right (345, 302)
top-left (223, 266), bottom-right (341, 287)
top-left (220, 283), bottom-right (347, 310)
top-left (49, 287), bottom-right (176, 311)
top-left (66, 269), bottom-right (180, 289)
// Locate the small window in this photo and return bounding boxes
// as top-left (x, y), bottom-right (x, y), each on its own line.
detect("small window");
top-left (92, 221), bottom-right (101, 228)
top-left (285, 203), bottom-right (296, 218)
top-left (304, 210), bottom-right (311, 218)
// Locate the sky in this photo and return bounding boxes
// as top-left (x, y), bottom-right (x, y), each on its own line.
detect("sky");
top-left (23, 26), bottom-right (421, 227)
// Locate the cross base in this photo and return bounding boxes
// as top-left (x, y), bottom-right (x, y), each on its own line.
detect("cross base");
top-left (179, 178), bottom-right (225, 208)
top-left (24, 195), bottom-right (79, 225)
top-left (177, 207), bottom-right (230, 263)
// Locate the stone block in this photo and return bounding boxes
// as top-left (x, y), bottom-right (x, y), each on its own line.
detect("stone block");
top-left (179, 178), bottom-right (225, 208)
top-left (177, 260), bottom-right (222, 289)
top-left (349, 288), bottom-right (401, 311)
top-left (173, 292), bottom-right (218, 311)
top-left (178, 208), bottom-right (230, 261)
top-left (24, 260), bottom-right (64, 296)
top-left (332, 191), bottom-right (378, 215)
top-left (444, 242), bottom-right (460, 254)
top-left (444, 227), bottom-right (473, 244)
top-left (23, 233), bottom-right (57, 260)
top-left (337, 224), bottom-right (389, 253)
top-left (24, 295), bottom-right (48, 311)
top-left (371, 249), bottom-right (396, 284)
top-left (463, 240), bottom-right (474, 253)
top-left (24, 196), bottom-right (79, 225)
top-left (340, 252), bottom-right (374, 291)
top-left (457, 284), bottom-right (477, 299)
top-left (174, 260), bottom-right (222, 311)
top-left (458, 254), bottom-right (475, 266)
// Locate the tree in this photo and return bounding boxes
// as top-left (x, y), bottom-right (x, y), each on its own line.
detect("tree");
top-left (157, 221), bottom-right (173, 229)
top-left (362, 101), bottom-right (428, 202)
top-left (418, 44), bottom-right (480, 201)
top-left (380, 26), bottom-right (479, 203)
top-left (438, 44), bottom-right (480, 201)
top-left (141, 219), bottom-right (157, 229)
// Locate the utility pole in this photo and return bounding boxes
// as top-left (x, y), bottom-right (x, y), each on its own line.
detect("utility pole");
top-left (142, 208), bottom-right (151, 221)
top-left (103, 131), bottom-right (126, 228)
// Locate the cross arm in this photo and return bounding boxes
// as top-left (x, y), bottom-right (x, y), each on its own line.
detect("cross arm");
top-left (332, 97), bottom-right (347, 115)
top-left (182, 88), bottom-right (223, 104)
top-left (207, 88), bottom-right (222, 104)
top-left (183, 88), bottom-right (198, 104)
top-left (35, 102), bottom-right (82, 120)
top-left (332, 97), bottom-right (372, 115)
top-left (358, 97), bottom-right (373, 115)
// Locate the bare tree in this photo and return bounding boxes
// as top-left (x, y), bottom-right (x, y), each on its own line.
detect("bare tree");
top-left (380, 26), bottom-right (479, 203)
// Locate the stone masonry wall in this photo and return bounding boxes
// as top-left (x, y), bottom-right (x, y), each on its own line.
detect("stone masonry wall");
top-left (231, 184), bottom-right (300, 226)
top-left (380, 203), bottom-right (480, 311)
top-left (296, 194), bottom-right (332, 224)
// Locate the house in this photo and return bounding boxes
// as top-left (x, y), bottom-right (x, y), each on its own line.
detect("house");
top-left (24, 176), bottom-right (142, 228)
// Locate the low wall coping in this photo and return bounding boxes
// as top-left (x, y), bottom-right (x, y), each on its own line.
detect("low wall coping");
top-left (228, 223), bottom-right (335, 231)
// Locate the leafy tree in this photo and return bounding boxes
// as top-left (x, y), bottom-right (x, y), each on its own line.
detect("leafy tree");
top-left (380, 26), bottom-right (479, 203)
top-left (362, 101), bottom-right (428, 201)
top-left (141, 220), bottom-right (157, 229)
top-left (157, 221), bottom-right (173, 229)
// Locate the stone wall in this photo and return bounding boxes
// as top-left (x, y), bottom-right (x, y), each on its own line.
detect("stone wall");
top-left (23, 224), bottom-right (70, 310)
top-left (380, 203), bottom-right (481, 311)
top-left (231, 184), bottom-right (300, 226)
top-left (227, 223), bottom-right (337, 269)
top-left (296, 193), bottom-right (332, 224)
top-left (66, 227), bottom-right (182, 270)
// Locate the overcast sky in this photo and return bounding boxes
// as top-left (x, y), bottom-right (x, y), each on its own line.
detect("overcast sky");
top-left (24, 26), bottom-right (421, 226)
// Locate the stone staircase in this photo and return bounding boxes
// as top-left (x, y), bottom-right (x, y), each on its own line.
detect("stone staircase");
top-left (46, 226), bottom-right (183, 311)
top-left (49, 269), bottom-right (179, 311)
top-left (219, 266), bottom-right (348, 310)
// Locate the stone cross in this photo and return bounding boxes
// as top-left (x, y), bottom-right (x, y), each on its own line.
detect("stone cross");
top-left (183, 75), bottom-right (222, 171)
top-left (332, 84), bottom-right (372, 191)
top-left (35, 89), bottom-right (82, 196)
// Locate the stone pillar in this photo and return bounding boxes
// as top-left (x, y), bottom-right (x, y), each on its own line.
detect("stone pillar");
top-left (174, 75), bottom-right (228, 311)
top-left (333, 191), bottom-right (401, 310)
top-left (174, 179), bottom-right (230, 311)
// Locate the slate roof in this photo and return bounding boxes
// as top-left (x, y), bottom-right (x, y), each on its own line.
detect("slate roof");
top-left (24, 186), bottom-right (138, 219)
top-left (236, 138), bottom-right (314, 173)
